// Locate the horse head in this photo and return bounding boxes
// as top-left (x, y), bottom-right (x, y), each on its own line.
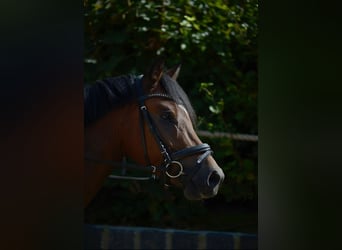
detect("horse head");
top-left (123, 59), bottom-right (225, 200)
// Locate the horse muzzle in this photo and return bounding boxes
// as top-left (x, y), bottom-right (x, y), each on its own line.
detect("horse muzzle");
top-left (183, 159), bottom-right (225, 200)
top-left (170, 144), bottom-right (225, 200)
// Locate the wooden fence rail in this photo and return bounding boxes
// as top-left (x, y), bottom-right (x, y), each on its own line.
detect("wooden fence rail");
top-left (197, 130), bottom-right (258, 142)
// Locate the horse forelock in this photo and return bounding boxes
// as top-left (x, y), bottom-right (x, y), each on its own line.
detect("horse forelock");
top-left (160, 74), bottom-right (197, 127)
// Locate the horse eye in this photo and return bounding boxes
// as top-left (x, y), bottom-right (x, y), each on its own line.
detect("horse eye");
top-left (161, 112), bottom-right (176, 123)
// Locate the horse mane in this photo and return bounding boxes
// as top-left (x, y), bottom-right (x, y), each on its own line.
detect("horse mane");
top-left (84, 73), bottom-right (197, 127)
top-left (84, 75), bottom-right (136, 126)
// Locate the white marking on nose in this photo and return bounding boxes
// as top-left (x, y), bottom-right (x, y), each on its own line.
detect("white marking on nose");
top-left (177, 104), bottom-right (190, 118)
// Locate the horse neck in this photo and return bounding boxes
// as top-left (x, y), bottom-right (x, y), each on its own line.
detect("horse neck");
top-left (85, 108), bottom-right (125, 161)
top-left (84, 106), bottom-right (128, 207)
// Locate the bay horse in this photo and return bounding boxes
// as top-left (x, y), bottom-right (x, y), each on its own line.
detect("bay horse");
top-left (84, 60), bottom-right (225, 207)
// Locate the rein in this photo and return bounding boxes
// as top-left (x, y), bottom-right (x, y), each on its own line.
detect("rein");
top-left (85, 76), bottom-right (213, 186)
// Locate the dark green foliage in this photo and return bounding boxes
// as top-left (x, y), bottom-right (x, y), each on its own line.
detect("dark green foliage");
top-left (84, 0), bottom-right (257, 232)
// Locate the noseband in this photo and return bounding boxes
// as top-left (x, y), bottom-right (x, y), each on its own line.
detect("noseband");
top-left (85, 76), bottom-right (213, 186)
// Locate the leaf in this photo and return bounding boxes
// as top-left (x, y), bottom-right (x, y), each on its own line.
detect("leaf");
top-left (209, 105), bottom-right (221, 114)
top-left (184, 15), bottom-right (196, 22)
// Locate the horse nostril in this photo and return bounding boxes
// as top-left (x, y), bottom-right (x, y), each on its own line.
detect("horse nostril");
top-left (207, 171), bottom-right (221, 188)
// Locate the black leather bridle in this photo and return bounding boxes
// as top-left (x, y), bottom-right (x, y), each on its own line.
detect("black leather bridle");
top-left (85, 76), bottom-right (213, 187)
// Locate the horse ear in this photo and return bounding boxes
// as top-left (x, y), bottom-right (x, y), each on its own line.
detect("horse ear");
top-left (143, 59), bottom-right (165, 92)
top-left (166, 63), bottom-right (181, 80)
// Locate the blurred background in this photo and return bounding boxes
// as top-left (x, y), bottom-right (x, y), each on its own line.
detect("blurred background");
top-left (84, 0), bottom-right (257, 234)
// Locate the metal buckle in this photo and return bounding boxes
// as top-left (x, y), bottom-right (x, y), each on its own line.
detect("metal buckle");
top-left (165, 161), bottom-right (183, 178)
top-left (151, 166), bottom-right (156, 179)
